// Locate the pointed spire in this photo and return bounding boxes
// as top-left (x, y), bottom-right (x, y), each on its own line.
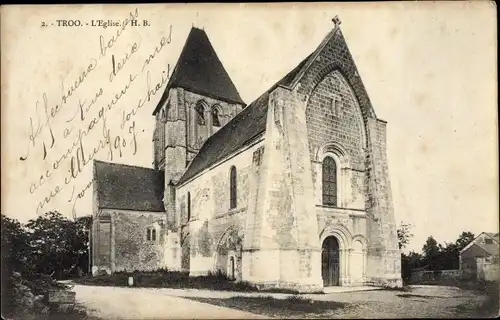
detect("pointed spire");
top-left (153, 26), bottom-right (245, 115)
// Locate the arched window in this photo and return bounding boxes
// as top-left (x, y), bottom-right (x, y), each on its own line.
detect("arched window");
top-left (187, 192), bottom-right (191, 221)
top-left (322, 156), bottom-right (337, 206)
top-left (195, 103), bottom-right (205, 125)
top-left (146, 227), bottom-right (157, 242)
top-left (230, 166), bottom-right (237, 209)
top-left (212, 107), bottom-right (221, 127)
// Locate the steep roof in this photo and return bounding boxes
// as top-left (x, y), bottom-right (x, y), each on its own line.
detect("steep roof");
top-left (177, 53), bottom-right (312, 186)
top-left (460, 232), bottom-right (500, 257)
top-left (153, 27), bottom-right (245, 115)
top-left (93, 160), bottom-right (165, 212)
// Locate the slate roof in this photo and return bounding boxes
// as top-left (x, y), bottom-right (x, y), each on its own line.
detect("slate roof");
top-left (176, 53), bottom-right (312, 186)
top-left (153, 27), bottom-right (245, 115)
top-left (93, 160), bottom-right (165, 212)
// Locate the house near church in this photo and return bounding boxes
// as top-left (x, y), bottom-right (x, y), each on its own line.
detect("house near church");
top-left (91, 16), bottom-right (403, 292)
top-left (460, 232), bottom-right (499, 281)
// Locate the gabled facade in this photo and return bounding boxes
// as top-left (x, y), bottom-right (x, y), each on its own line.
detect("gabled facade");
top-left (92, 18), bottom-right (403, 291)
top-left (459, 232), bottom-right (499, 280)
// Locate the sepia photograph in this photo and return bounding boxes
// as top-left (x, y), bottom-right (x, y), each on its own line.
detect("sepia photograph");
top-left (1, 2), bottom-right (498, 319)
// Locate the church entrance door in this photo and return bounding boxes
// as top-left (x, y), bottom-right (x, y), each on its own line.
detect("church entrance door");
top-left (322, 236), bottom-right (340, 286)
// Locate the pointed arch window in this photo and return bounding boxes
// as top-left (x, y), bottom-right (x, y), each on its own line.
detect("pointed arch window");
top-left (322, 156), bottom-right (337, 206)
top-left (230, 166), bottom-right (237, 209)
top-left (195, 102), bottom-right (206, 125)
top-left (212, 107), bottom-right (221, 127)
top-left (146, 227), bottom-right (157, 242)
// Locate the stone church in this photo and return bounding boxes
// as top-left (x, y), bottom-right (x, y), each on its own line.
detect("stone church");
top-left (91, 17), bottom-right (403, 291)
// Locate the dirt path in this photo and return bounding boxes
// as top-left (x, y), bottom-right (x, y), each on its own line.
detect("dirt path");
top-left (72, 284), bottom-right (495, 319)
top-left (72, 285), bottom-right (268, 319)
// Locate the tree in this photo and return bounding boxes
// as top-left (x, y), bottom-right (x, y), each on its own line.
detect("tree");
top-left (1, 214), bottom-right (31, 276)
top-left (397, 222), bottom-right (414, 250)
top-left (401, 250), bottom-right (423, 283)
top-left (25, 211), bottom-right (92, 279)
top-left (422, 236), bottom-right (442, 271)
top-left (455, 231), bottom-right (475, 251)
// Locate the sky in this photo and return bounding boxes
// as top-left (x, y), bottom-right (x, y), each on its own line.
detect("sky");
top-left (1, 3), bottom-right (498, 253)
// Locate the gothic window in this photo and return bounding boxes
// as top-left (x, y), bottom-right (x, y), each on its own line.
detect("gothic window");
top-left (322, 156), bottom-right (337, 206)
top-left (230, 166), bottom-right (237, 209)
top-left (195, 102), bottom-right (206, 125)
top-left (187, 192), bottom-right (191, 222)
top-left (212, 107), bottom-right (221, 127)
top-left (146, 227), bottom-right (157, 242)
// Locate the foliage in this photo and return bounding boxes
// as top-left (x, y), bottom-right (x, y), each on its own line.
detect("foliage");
top-left (397, 222), bottom-right (414, 250)
top-left (1, 212), bottom-right (93, 319)
top-left (400, 231), bottom-right (476, 283)
top-left (422, 236), bottom-right (441, 270)
top-left (455, 231), bottom-right (476, 251)
top-left (1, 214), bottom-right (32, 275)
top-left (25, 212), bottom-right (92, 279)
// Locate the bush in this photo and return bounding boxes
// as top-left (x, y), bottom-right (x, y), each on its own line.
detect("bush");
top-left (2, 272), bottom-right (61, 319)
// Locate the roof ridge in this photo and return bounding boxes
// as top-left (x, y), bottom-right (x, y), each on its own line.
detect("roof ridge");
top-left (94, 159), bottom-right (161, 172)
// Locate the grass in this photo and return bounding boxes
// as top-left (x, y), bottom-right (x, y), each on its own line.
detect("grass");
top-left (74, 269), bottom-right (304, 294)
top-left (187, 295), bottom-right (347, 318)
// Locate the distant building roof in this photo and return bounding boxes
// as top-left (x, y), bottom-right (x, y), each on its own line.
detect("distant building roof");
top-left (485, 232), bottom-right (499, 242)
top-left (460, 232), bottom-right (499, 257)
top-left (154, 27), bottom-right (245, 115)
top-left (93, 160), bottom-right (165, 212)
top-left (176, 52), bottom-right (312, 186)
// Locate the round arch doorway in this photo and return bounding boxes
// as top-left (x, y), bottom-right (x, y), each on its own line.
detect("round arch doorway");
top-left (322, 236), bottom-right (340, 286)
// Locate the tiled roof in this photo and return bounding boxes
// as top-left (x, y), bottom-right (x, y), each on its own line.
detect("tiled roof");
top-left (93, 160), bottom-right (165, 212)
top-left (176, 53), bottom-right (312, 186)
top-left (154, 27), bottom-right (245, 115)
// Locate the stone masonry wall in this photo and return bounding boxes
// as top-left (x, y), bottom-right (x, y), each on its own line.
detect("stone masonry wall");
top-left (296, 28), bottom-right (376, 122)
top-left (364, 118), bottom-right (402, 287)
top-left (175, 139), bottom-right (263, 276)
top-left (156, 88), bottom-right (245, 231)
top-left (306, 70), bottom-right (366, 170)
top-left (105, 209), bottom-right (167, 272)
top-left (305, 70), bottom-right (366, 210)
top-left (182, 90), bottom-right (244, 157)
top-left (292, 26), bottom-right (401, 287)
top-left (241, 86), bottom-right (323, 292)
